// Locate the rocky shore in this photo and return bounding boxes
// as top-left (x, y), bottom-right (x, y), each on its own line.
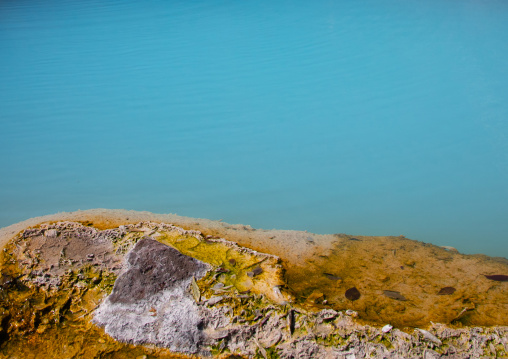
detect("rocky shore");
top-left (0, 210), bottom-right (507, 358)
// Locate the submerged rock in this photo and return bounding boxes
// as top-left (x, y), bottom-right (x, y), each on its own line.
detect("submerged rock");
top-left (437, 286), bottom-right (456, 295)
top-left (485, 274), bottom-right (508, 282)
top-left (383, 290), bottom-right (407, 301)
top-left (345, 287), bottom-right (361, 301)
top-left (323, 272), bottom-right (342, 281)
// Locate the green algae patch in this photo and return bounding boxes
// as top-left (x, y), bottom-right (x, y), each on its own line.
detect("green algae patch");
top-left (110, 221), bottom-right (291, 304)
top-left (156, 231), bottom-right (289, 304)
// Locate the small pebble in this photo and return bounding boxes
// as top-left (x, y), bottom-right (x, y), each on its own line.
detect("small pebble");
top-left (383, 290), bottom-right (407, 301)
top-left (484, 274), bottom-right (508, 282)
top-left (345, 287), bottom-right (361, 301)
top-left (323, 273), bottom-right (342, 281)
top-left (252, 266), bottom-right (263, 276)
top-left (382, 324), bottom-right (393, 333)
top-left (437, 287), bottom-right (456, 295)
top-left (345, 309), bottom-right (358, 317)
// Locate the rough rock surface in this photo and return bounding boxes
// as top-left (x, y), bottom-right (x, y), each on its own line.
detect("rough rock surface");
top-left (108, 237), bottom-right (208, 304)
top-left (1, 220), bottom-right (508, 359)
top-left (3, 209), bottom-right (508, 327)
top-left (93, 237), bottom-right (210, 354)
top-left (5, 222), bottom-right (126, 289)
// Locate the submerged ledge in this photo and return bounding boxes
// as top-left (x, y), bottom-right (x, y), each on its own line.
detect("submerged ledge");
top-left (1, 209), bottom-right (508, 358)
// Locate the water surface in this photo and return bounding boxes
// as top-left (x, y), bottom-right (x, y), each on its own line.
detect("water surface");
top-left (1, 0), bottom-right (507, 257)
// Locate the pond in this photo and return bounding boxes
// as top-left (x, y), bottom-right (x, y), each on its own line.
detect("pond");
top-left (1, 0), bottom-right (507, 258)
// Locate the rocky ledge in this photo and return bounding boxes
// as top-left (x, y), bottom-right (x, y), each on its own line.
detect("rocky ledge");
top-left (0, 221), bottom-right (507, 358)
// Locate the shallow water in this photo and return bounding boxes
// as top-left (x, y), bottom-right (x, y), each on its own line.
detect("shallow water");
top-left (1, 0), bottom-right (507, 258)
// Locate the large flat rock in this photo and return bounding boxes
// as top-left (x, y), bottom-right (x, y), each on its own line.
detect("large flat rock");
top-left (94, 237), bottom-right (210, 354)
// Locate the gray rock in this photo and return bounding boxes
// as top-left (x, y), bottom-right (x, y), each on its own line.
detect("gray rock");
top-left (93, 237), bottom-right (210, 355)
top-left (108, 237), bottom-right (208, 304)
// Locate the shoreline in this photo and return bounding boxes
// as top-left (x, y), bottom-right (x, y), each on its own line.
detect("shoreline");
top-left (2, 209), bottom-right (508, 327)
top-left (1, 210), bottom-right (508, 357)
top-left (3, 208), bottom-right (508, 263)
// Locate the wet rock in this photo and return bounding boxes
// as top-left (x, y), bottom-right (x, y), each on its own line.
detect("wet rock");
top-left (287, 309), bottom-right (295, 334)
top-left (437, 286), bottom-right (456, 295)
top-left (323, 273), bottom-right (342, 281)
top-left (383, 290), bottom-right (407, 301)
top-left (345, 309), bottom-right (358, 317)
top-left (247, 266), bottom-right (263, 278)
top-left (306, 290), bottom-right (325, 305)
top-left (345, 287), bottom-right (361, 301)
top-left (485, 274), bottom-right (508, 282)
top-left (272, 286), bottom-right (285, 302)
top-left (0, 274), bottom-right (15, 289)
top-left (215, 267), bottom-right (229, 274)
top-left (382, 324), bottom-right (393, 333)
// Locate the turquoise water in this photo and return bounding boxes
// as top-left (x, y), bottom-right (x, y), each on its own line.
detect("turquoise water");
top-left (1, 0), bottom-right (507, 258)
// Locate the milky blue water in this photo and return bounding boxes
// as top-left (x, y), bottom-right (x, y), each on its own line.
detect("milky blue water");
top-left (1, 0), bottom-right (507, 258)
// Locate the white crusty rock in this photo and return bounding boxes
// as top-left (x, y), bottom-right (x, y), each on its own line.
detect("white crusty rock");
top-left (382, 324), bottom-right (393, 333)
